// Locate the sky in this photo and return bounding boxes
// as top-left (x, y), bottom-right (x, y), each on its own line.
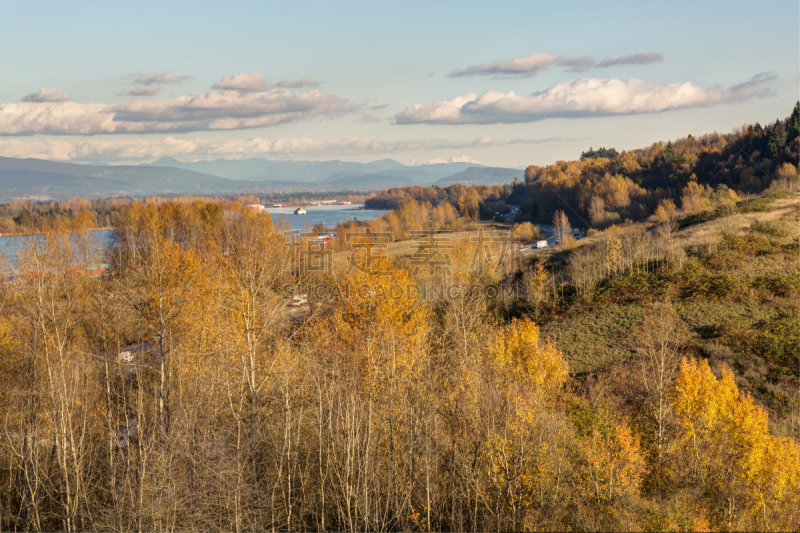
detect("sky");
top-left (0, 0), bottom-right (798, 168)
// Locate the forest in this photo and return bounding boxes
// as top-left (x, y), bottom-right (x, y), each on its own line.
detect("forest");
top-left (365, 102), bottom-right (800, 228)
top-left (0, 168), bottom-right (798, 531)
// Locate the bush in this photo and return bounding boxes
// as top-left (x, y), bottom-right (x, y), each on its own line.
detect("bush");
top-left (751, 275), bottom-right (800, 298)
top-left (722, 234), bottom-right (775, 255)
top-left (737, 191), bottom-right (794, 213)
top-left (750, 219), bottom-right (782, 236)
top-left (515, 221), bottom-right (542, 242)
top-left (681, 273), bottom-right (747, 300)
top-left (723, 312), bottom-right (800, 368)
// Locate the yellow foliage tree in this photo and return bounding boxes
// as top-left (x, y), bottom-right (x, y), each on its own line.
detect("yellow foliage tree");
top-left (604, 234), bottom-right (623, 276)
top-left (458, 189), bottom-right (481, 221)
top-left (581, 422), bottom-right (645, 505)
top-left (681, 180), bottom-right (711, 214)
top-left (526, 262), bottom-right (551, 321)
top-left (670, 358), bottom-right (800, 531)
top-left (490, 318), bottom-right (568, 396)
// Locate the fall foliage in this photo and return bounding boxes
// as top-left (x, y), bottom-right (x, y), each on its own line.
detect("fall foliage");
top-left (0, 193), bottom-right (796, 533)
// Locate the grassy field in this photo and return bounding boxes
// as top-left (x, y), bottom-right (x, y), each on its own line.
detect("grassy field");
top-left (535, 192), bottom-right (799, 436)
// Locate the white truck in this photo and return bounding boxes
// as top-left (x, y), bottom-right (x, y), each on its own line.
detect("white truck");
top-left (535, 240), bottom-right (548, 249)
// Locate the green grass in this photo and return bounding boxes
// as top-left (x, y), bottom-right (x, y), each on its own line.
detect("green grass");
top-left (737, 191), bottom-right (795, 213)
top-left (540, 303), bottom-right (645, 374)
top-left (531, 197), bottom-right (799, 432)
top-left (680, 191), bottom-right (797, 229)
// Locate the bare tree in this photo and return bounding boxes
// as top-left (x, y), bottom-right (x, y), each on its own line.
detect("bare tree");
top-left (637, 302), bottom-right (686, 486)
top-left (552, 210), bottom-right (572, 244)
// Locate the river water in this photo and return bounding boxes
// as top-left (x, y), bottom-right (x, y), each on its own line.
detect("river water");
top-left (266, 204), bottom-right (389, 230)
top-left (0, 205), bottom-right (389, 258)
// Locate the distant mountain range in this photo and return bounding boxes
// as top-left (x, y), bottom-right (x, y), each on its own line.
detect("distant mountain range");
top-left (0, 155), bottom-right (523, 200)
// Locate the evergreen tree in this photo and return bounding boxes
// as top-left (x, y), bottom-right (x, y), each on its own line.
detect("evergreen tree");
top-left (665, 141), bottom-right (677, 162)
top-left (787, 101), bottom-right (800, 142)
top-left (768, 120), bottom-right (787, 158)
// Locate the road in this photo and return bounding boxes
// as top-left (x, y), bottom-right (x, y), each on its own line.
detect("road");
top-left (519, 224), bottom-right (556, 255)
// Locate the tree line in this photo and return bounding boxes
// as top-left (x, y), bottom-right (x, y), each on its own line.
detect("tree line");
top-left (511, 102), bottom-right (800, 226)
top-left (365, 103), bottom-right (800, 231)
top-left (0, 193), bottom-right (370, 236)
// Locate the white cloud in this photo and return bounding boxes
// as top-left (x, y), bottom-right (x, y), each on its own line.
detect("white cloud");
top-left (396, 73), bottom-right (776, 125)
top-left (214, 73), bottom-right (321, 91)
top-left (450, 53), bottom-right (561, 77)
top-left (135, 71), bottom-right (190, 85)
top-left (0, 84), bottom-right (357, 135)
top-left (450, 155), bottom-right (482, 164)
top-left (0, 136), bottom-right (555, 163)
top-left (449, 52), bottom-right (663, 77)
top-left (213, 73), bottom-right (270, 92)
top-left (0, 139), bottom-right (74, 159)
top-left (21, 88), bottom-right (71, 103)
top-left (414, 155), bottom-right (483, 165)
top-left (128, 86), bottom-right (161, 96)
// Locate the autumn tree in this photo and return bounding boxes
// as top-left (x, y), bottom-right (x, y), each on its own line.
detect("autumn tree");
top-left (552, 209), bottom-right (572, 244)
top-left (458, 189), bottom-right (481, 221)
top-left (653, 199), bottom-right (678, 260)
top-left (681, 180), bottom-right (711, 214)
top-left (588, 196), bottom-right (609, 227)
top-left (525, 261), bottom-right (551, 321)
top-left (636, 302), bottom-right (686, 493)
top-left (771, 161), bottom-right (800, 191)
top-left (670, 358), bottom-right (800, 531)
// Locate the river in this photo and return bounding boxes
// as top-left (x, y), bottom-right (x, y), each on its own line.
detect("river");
top-left (266, 204), bottom-right (390, 230)
top-left (0, 204), bottom-right (389, 258)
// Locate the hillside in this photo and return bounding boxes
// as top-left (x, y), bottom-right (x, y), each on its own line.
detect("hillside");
top-left (511, 102), bottom-right (800, 226)
top-left (362, 103), bottom-right (800, 231)
top-left (0, 156), bottom-right (318, 199)
top-left (0, 190), bottom-right (798, 532)
top-left (526, 192), bottom-right (799, 439)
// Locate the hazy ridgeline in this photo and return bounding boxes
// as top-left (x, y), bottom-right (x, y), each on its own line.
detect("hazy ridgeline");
top-left (0, 198), bottom-right (798, 532)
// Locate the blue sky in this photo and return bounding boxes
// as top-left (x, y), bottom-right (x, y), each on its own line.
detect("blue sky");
top-left (0, 0), bottom-right (797, 167)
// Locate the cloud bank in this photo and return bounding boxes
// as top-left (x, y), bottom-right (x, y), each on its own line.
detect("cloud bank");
top-left (396, 73), bottom-right (776, 125)
top-left (450, 52), bottom-right (663, 77)
top-left (411, 155), bottom-right (483, 165)
top-left (0, 135), bottom-right (556, 163)
top-left (1, 74), bottom-right (354, 135)
top-left (21, 88), bottom-right (71, 103)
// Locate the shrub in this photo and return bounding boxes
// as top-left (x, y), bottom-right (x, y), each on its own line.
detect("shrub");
top-left (751, 275), bottom-right (800, 298)
top-left (750, 219), bottom-right (782, 236)
top-left (723, 312), bottom-right (800, 368)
